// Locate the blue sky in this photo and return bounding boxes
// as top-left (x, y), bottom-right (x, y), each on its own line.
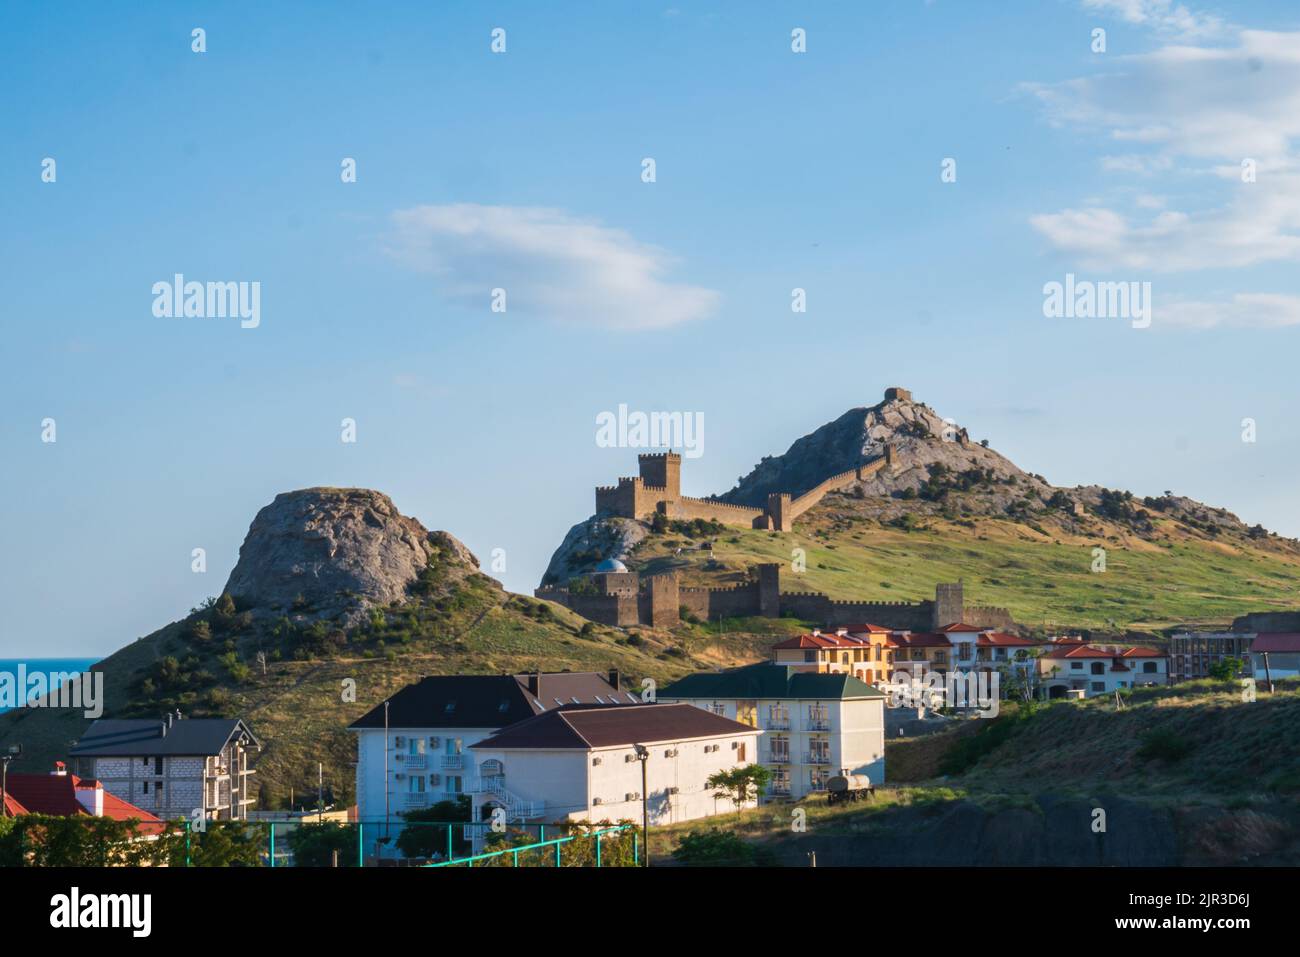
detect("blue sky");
top-left (4, 1), bottom-right (1300, 656)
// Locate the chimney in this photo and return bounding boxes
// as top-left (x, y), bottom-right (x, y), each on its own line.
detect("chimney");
top-left (75, 782), bottom-right (105, 817)
top-left (526, 672), bottom-right (540, 696)
top-left (160, 720), bottom-right (168, 738)
top-left (607, 669), bottom-right (620, 691)
top-left (166, 712), bottom-right (174, 729)
top-left (51, 761), bottom-right (67, 776)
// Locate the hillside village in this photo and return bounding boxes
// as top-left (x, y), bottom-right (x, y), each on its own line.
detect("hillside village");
top-left (3, 389), bottom-right (1299, 867)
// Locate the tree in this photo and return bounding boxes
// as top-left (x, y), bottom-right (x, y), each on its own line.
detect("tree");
top-left (286, 823), bottom-right (359, 867)
top-left (706, 764), bottom-right (771, 817)
top-left (1208, 657), bottom-right (1244, 681)
top-left (396, 798), bottom-right (472, 859)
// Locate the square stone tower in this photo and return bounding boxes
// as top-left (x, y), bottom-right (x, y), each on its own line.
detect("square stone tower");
top-left (638, 452), bottom-right (681, 499)
top-left (933, 581), bottom-right (964, 628)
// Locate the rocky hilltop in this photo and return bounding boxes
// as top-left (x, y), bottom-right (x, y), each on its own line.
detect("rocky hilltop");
top-left (0, 487), bottom-right (698, 809)
top-left (721, 390), bottom-right (1045, 507)
top-left (223, 488), bottom-right (479, 627)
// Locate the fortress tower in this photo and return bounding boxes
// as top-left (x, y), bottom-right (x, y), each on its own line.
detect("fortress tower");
top-left (933, 581), bottom-right (964, 628)
top-left (638, 452), bottom-right (681, 499)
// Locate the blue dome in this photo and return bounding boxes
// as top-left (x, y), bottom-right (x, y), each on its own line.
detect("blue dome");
top-left (593, 558), bottom-right (628, 573)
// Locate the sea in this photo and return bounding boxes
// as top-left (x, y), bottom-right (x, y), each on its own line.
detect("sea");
top-left (0, 658), bottom-right (100, 714)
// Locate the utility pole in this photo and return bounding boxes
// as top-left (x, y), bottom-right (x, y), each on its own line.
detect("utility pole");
top-left (634, 744), bottom-right (649, 867)
top-left (382, 699), bottom-right (391, 859)
top-left (1262, 652), bottom-right (1275, 694)
top-left (318, 762), bottom-right (324, 822)
top-left (1, 745), bottom-right (22, 816)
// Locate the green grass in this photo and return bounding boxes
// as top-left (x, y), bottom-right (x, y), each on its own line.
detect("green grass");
top-left (630, 503), bottom-right (1300, 632)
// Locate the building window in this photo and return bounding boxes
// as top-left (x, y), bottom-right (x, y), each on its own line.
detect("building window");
top-left (804, 650), bottom-right (815, 663)
top-left (1091, 663), bottom-right (1105, 675)
top-left (1091, 682), bottom-right (1105, 692)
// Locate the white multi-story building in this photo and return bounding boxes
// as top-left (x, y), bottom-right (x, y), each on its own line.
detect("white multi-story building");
top-left (1037, 645), bottom-right (1168, 697)
top-left (466, 702), bottom-right (761, 830)
top-left (69, 712), bottom-right (259, 821)
top-left (658, 662), bottom-right (885, 800)
top-left (347, 671), bottom-right (636, 842)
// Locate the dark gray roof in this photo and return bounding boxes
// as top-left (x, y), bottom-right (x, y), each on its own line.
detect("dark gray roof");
top-left (70, 718), bottom-right (259, 757)
top-left (470, 703), bottom-right (757, 751)
top-left (659, 663), bottom-right (885, 701)
top-left (347, 672), bottom-right (637, 731)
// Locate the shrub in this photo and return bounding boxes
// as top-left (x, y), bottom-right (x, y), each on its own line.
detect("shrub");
top-left (672, 827), bottom-right (756, 866)
top-left (1136, 729), bottom-right (1193, 763)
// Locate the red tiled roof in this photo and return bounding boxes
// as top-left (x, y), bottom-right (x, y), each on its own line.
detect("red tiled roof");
top-left (842, 623), bottom-right (892, 634)
top-left (941, 623), bottom-right (985, 633)
top-left (890, 632), bottom-right (952, 649)
top-left (2, 792), bottom-right (28, 816)
top-left (1118, 647), bottom-right (1166, 658)
top-left (772, 631), bottom-right (869, 650)
top-left (4, 771), bottom-right (164, 834)
top-left (1251, 633), bottom-right (1300, 653)
top-left (976, 633), bottom-right (1039, 647)
top-left (1043, 645), bottom-right (1114, 659)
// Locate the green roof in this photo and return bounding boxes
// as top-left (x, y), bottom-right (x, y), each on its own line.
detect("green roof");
top-left (659, 663), bottom-right (884, 701)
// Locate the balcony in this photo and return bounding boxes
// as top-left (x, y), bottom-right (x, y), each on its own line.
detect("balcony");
top-left (402, 792), bottom-right (430, 807)
top-left (765, 719), bottom-right (791, 731)
top-left (768, 785), bottom-right (792, 798)
top-left (440, 755), bottom-right (464, 770)
top-left (805, 718), bottom-right (831, 731)
top-left (804, 752), bottom-right (831, 765)
top-left (767, 752), bottom-right (791, 765)
top-left (400, 753), bottom-right (427, 770)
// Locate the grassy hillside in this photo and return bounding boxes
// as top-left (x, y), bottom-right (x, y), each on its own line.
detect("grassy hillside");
top-left (627, 493), bottom-right (1300, 632)
top-left (653, 681), bottom-right (1300, 866)
top-left (0, 567), bottom-right (797, 810)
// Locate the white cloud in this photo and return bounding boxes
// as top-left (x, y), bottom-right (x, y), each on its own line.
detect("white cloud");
top-left (383, 204), bottom-right (720, 330)
top-left (1081, 0), bottom-right (1228, 40)
top-left (1160, 293), bottom-right (1300, 329)
top-left (1026, 28), bottom-right (1300, 273)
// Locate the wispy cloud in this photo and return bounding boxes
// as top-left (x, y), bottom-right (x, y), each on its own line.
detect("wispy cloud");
top-left (383, 204), bottom-right (720, 331)
top-left (1161, 293), bottom-right (1300, 329)
top-left (1080, 0), bottom-right (1228, 40)
top-left (1024, 9), bottom-right (1300, 326)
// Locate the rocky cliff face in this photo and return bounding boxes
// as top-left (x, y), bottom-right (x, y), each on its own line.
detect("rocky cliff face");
top-left (540, 516), bottom-right (647, 586)
top-left (222, 488), bottom-right (478, 625)
top-left (721, 391), bottom-right (1042, 507)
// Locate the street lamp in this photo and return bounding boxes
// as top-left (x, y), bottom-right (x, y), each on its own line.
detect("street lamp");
top-left (1, 744), bottom-right (22, 817)
top-left (633, 744), bottom-right (649, 867)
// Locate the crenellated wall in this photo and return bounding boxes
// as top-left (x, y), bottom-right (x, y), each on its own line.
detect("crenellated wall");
top-left (593, 443), bottom-right (895, 532)
top-left (536, 561), bottom-right (1010, 635)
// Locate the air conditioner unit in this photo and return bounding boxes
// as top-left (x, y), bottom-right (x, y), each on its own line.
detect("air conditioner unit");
top-left (625, 792), bottom-right (640, 802)
top-left (395, 773), bottom-right (406, 780)
top-left (664, 749), bottom-right (676, 758)
top-left (592, 757), bottom-right (602, 766)
top-left (731, 742), bottom-right (739, 750)
top-left (395, 736), bottom-right (405, 747)
top-left (667, 786), bottom-right (679, 795)
top-left (429, 737), bottom-right (440, 747)
top-left (593, 797), bottom-right (603, 805)
top-left (429, 774), bottom-right (441, 785)
top-left (625, 754), bottom-right (635, 763)
top-left (395, 753), bottom-right (403, 761)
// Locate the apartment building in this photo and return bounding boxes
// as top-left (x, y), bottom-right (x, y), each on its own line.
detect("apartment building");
top-left (1168, 632), bottom-right (1254, 682)
top-left (69, 713), bottom-right (259, 821)
top-left (466, 702), bottom-right (760, 832)
top-left (659, 662), bottom-right (885, 800)
top-left (1037, 646), bottom-right (1168, 697)
top-left (347, 670), bottom-right (636, 835)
